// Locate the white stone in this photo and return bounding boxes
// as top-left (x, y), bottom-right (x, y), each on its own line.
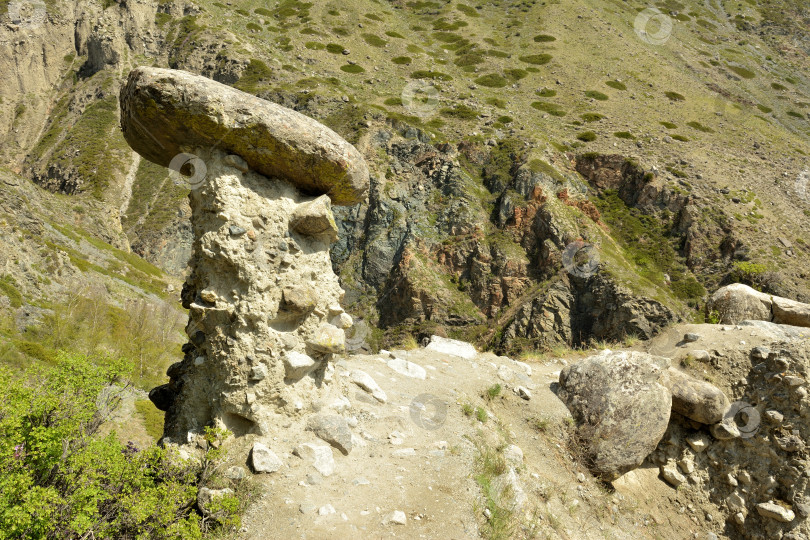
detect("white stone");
top-left (384, 510), bottom-right (407, 525)
top-left (491, 468), bottom-right (527, 510)
top-left (515, 386), bottom-right (532, 400)
top-left (392, 448), bottom-right (416, 457)
top-left (685, 433), bottom-right (710, 453)
top-left (251, 442), bottom-right (283, 473)
top-left (425, 335), bottom-right (477, 359)
top-left (661, 464), bottom-right (687, 487)
top-left (386, 358), bottom-right (426, 379)
top-left (350, 369), bottom-right (387, 403)
top-left (318, 504), bottom-right (336, 516)
top-left (503, 444), bottom-right (524, 466)
top-left (197, 487), bottom-right (234, 517)
top-left (283, 351), bottom-right (317, 379)
top-left (294, 443), bottom-right (335, 477)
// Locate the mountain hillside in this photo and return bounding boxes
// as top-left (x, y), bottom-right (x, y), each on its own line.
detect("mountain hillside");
top-left (2, 0), bottom-right (809, 358)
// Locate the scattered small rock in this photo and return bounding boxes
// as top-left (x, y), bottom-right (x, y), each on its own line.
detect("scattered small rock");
top-left (756, 501), bottom-right (795, 522)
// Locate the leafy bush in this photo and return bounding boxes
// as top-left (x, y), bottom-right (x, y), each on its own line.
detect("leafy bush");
top-left (729, 261), bottom-right (782, 292)
top-left (577, 131), bottom-right (597, 142)
top-left (0, 353), bottom-right (245, 539)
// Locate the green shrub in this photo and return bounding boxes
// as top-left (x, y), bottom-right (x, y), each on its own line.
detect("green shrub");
top-left (531, 101), bottom-right (566, 116)
top-left (246, 22), bottom-right (262, 32)
top-left (585, 90), bottom-right (608, 101)
top-left (326, 43), bottom-right (346, 54)
top-left (457, 4), bottom-right (479, 17)
top-left (614, 131), bottom-right (635, 139)
top-left (664, 91), bottom-right (686, 101)
top-left (686, 121), bottom-right (715, 133)
top-left (504, 68), bottom-right (528, 81)
top-left (0, 354), bottom-right (245, 538)
top-left (771, 82), bottom-right (788, 91)
top-left (577, 131), bottom-right (597, 142)
top-left (581, 112), bottom-right (605, 122)
top-left (385, 30), bottom-right (405, 38)
top-left (474, 73), bottom-right (508, 88)
top-left (441, 104), bottom-right (478, 119)
top-left (340, 64), bottom-right (365, 73)
top-left (519, 54), bottom-right (552, 65)
top-left (411, 70), bottom-right (453, 81)
top-left (605, 80), bottom-right (627, 90)
top-left (305, 41), bottom-right (325, 50)
top-left (660, 121), bottom-right (678, 129)
top-left (392, 56), bottom-right (412, 65)
top-left (361, 33), bottom-right (387, 47)
top-left (727, 64), bottom-right (756, 79)
top-left (533, 34), bottom-right (556, 42)
top-left (671, 134), bottom-right (690, 142)
top-left (757, 104), bottom-right (773, 113)
top-left (536, 88), bottom-right (557, 97)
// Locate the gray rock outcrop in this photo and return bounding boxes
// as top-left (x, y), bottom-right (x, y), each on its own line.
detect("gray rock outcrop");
top-left (558, 350), bottom-right (672, 481)
top-left (121, 68), bottom-right (369, 442)
top-left (708, 283), bottom-right (810, 327)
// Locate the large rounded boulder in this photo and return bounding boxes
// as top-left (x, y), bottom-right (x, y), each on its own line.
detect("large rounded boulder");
top-left (558, 350), bottom-right (672, 481)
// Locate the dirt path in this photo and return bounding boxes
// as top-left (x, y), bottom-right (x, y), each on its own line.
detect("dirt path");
top-left (235, 335), bottom-right (712, 539)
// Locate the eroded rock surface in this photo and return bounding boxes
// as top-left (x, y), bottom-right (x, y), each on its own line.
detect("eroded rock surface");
top-left (122, 68), bottom-right (369, 442)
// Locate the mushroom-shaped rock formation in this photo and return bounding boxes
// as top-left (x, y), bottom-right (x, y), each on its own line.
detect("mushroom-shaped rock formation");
top-left (121, 67), bottom-right (369, 442)
top-left (120, 67), bottom-right (369, 206)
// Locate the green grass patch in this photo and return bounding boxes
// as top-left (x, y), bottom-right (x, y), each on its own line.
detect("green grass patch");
top-left (664, 91), bottom-right (686, 101)
top-left (605, 80), bottom-right (627, 90)
top-left (340, 64), bottom-right (366, 73)
top-left (385, 30), bottom-right (405, 38)
top-left (531, 101), bottom-right (566, 116)
top-left (533, 34), bottom-right (556, 42)
top-left (475, 73), bottom-right (508, 88)
top-left (305, 41), bottom-right (325, 50)
top-left (757, 104), bottom-right (773, 113)
top-left (326, 43), bottom-right (346, 54)
top-left (457, 4), bottom-right (480, 17)
top-left (134, 399), bottom-right (164, 441)
top-left (0, 276), bottom-right (23, 308)
top-left (686, 121), bottom-right (715, 133)
top-left (614, 131), bottom-right (635, 139)
top-left (581, 112), bottom-right (605, 122)
top-left (671, 134), bottom-right (690, 142)
top-left (585, 90), bottom-right (608, 101)
top-left (411, 70), bottom-right (453, 81)
top-left (660, 121), bottom-right (678, 129)
top-left (392, 56), bottom-right (412, 65)
top-left (727, 63), bottom-right (756, 79)
top-left (577, 131), bottom-right (597, 142)
top-left (441, 104), bottom-right (478, 120)
top-left (361, 33), bottom-right (387, 47)
top-left (233, 58), bottom-right (274, 94)
top-left (519, 53), bottom-right (552, 65)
